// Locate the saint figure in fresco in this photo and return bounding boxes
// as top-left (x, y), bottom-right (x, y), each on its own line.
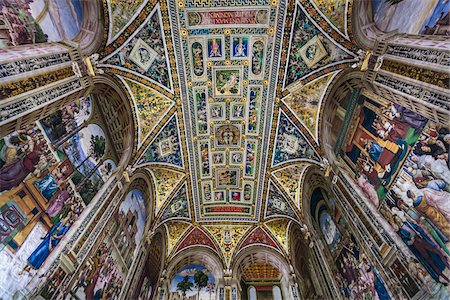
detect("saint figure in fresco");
top-left (406, 190), bottom-right (450, 237)
top-left (20, 220), bottom-right (70, 274)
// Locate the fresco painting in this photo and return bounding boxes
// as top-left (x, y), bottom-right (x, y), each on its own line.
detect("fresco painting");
top-left (312, 0), bottom-right (347, 33)
top-left (285, 4), bottom-right (350, 86)
top-left (372, 0), bottom-right (450, 36)
top-left (319, 211), bottom-right (341, 252)
top-left (231, 36), bottom-right (249, 59)
top-left (169, 265), bottom-right (215, 300)
top-left (115, 189), bottom-right (146, 265)
top-left (109, 0), bottom-right (146, 40)
top-left (344, 98), bottom-right (427, 203)
top-left (71, 189), bottom-right (146, 298)
top-left (71, 241), bottom-right (125, 299)
top-left (377, 122), bottom-right (450, 285)
top-left (207, 37), bottom-right (223, 59)
top-left (0, 0), bottom-right (83, 48)
top-left (0, 97), bottom-right (116, 298)
top-left (312, 189), bottom-right (390, 300)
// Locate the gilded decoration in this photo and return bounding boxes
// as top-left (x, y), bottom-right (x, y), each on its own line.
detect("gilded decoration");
top-left (0, 67), bottom-right (74, 99)
top-left (149, 168), bottom-right (185, 213)
top-left (204, 225), bottom-right (252, 265)
top-left (164, 221), bottom-right (191, 255)
top-left (265, 219), bottom-right (290, 252)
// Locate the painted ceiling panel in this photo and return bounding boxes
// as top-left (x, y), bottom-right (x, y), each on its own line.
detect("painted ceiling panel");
top-left (120, 76), bottom-right (175, 148)
top-left (102, 4), bottom-right (173, 92)
top-left (272, 163), bottom-right (310, 209)
top-left (169, 2), bottom-right (286, 223)
top-left (284, 1), bottom-right (355, 87)
top-left (98, 0), bottom-right (360, 266)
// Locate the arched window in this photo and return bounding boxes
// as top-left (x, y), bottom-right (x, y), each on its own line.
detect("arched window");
top-left (273, 286), bottom-right (282, 300)
top-left (249, 286), bottom-right (257, 300)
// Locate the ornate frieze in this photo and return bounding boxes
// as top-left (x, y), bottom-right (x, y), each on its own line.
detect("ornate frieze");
top-left (375, 73), bottom-right (450, 111)
top-left (0, 79), bottom-right (83, 125)
top-left (0, 67), bottom-right (74, 99)
top-left (0, 53), bottom-right (71, 78)
top-left (380, 60), bottom-right (449, 89)
top-left (385, 45), bottom-right (450, 67)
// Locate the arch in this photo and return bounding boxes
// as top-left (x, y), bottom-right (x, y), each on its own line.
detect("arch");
top-left (166, 246), bottom-right (224, 283)
top-left (320, 70), bottom-right (364, 167)
top-left (351, 0), bottom-right (382, 49)
top-left (73, 0), bottom-right (105, 55)
top-left (300, 166), bottom-right (329, 230)
top-left (145, 230), bottom-right (166, 300)
top-left (248, 286), bottom-right (257, 300)
top-left (231, 246), bottom-right (291, 284)
top-left (92, 74), bottom-right (136, 170)
top-left (289, 223), bottom-right (317, 299)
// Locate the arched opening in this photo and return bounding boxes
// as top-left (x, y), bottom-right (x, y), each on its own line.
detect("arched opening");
top-left (166, 247), bottom-right (223, 300)
top-left (302, 167), bottom-right (392, 300)
top-left (370, 0), bottom-right (449, 36)
top-left (134, 231), bottom-right (165, 300)
top-left (248, 286), bottom-right (257, 300)
top-left (233, 246), bottom-right (291, 300)
top-left (0, 75), bottom-right (134, 298)
top-left (289, 223), bottom-right (317, 299)
top-left (352, 0), bottom-right (449, 50)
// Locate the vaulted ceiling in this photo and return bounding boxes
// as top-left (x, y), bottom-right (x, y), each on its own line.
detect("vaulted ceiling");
top-left (97, 0), bottom-right (359, 267)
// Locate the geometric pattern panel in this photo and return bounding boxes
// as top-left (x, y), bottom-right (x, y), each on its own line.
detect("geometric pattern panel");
top-left (103, 5), bottom-right (173, 91)
top-left (149, 168), bottom-right (184, 213)
top-left (284, 3), bottom-right (353, 87)
top-left (158, 183), bottom-right (190, 224)
top-left (272, 110), bottom-right (319, 166)
top-left (265, 181), bottom-right (297, 219)
top-left (137, 114), bottom-right (184, 168)
top-left (283, 71), bottom-right (339, 140)
top-left (121, 77), bottom-right (174, 147)
top-left (165, 221), bottom-right (191, 255)
top-left (204, 224), bottom-right (252, 266)
top-left (272, 163), bottom-right (309, 209)
top-left (239, 227), bottom-right (281, 252)
top-left (265, 219), bottom-right (291, 252)
top-left (175, 227), bottom-right (218, 254)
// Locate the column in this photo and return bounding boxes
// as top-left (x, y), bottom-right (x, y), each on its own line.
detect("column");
top-left (0, 41), bottom-right (93, 138)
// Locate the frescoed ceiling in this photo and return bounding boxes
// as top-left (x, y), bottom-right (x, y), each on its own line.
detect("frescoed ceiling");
top-left (97, 0), bottom-right (358, 268)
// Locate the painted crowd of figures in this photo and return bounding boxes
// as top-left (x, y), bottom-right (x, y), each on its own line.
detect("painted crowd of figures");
top-left (0, 96), bottom-right (117, 297)
top-left (344, 97), bottom-right (450, 291)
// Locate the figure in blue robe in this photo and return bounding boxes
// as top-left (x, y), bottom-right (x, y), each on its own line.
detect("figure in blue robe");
top-left (33, 174), bottom-right (58, 200)
top-left (372, 266), bottom-right (391, 300)
top-left (27, 222), bottom-right (69, 269)
top-left (368, 140), bottom-right (383, 161)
